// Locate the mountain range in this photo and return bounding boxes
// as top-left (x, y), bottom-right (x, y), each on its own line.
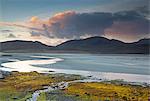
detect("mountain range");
top-left (0, 37), bottom-right (149, 54)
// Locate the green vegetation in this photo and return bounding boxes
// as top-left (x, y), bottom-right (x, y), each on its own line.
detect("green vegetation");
top-left (64, 82), bottom-right (150, 101)
top-left (0, 71), bottom-right (82, 101)
top-left (37, 92), bottom-right (46, 101)
top-left (0, 71), bottom-right (149, 101)
top-left (44, 90), bottom-right (79, 101)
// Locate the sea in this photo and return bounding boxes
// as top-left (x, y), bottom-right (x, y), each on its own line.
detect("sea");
top-left (0, 53), bottom-right (149, 83)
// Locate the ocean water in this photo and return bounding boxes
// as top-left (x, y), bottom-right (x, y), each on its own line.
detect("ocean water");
top-left (0, 53), bottom-right (150, 83)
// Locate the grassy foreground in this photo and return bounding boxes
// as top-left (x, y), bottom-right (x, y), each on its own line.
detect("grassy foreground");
top-left (0, 72), bottom-right (149, 101)
top-left (0, 71), bottom-right (82, 101)
top-left (64, 82), bottom-right (150, 101)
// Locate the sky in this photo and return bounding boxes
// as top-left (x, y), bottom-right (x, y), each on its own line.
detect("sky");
top-left (0, 0), bottom-right (149, 45)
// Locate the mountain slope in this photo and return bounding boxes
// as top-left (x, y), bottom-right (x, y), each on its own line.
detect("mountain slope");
top-left (0, 40), bottom-right (53, 52)
top-left (0, 37), bottom-right (149, 54)
top-left (56, 37), bottom-right (150, 54)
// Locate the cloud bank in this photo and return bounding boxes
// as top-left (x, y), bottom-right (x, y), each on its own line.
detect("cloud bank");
top-left (1, 6), bottom-right (149, 44)
top-left (29, 7), bottom-right (149, 42)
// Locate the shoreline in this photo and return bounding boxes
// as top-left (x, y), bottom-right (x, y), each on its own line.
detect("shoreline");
top-left (1, 70), bottom-right (150, 87)
top-left (1, 68), bottom-right (150, 84)
top-left (1, 60), bottom-right (150, 83)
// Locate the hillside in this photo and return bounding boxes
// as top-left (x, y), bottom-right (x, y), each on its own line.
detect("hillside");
top-left (0, 37), bottom-right (149, 54)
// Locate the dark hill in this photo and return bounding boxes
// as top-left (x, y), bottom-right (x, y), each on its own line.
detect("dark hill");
top-left (56, 37), bottom-right (149, 54)
top-left (0, 40), bottom-right (53, 52)
top-left (0, 37), bottom-right (149, 54)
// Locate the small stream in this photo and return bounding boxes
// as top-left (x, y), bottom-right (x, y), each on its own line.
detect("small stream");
top-left (26, 79), bottom-right (104, 101)
top-left (26, 81), bottom-right (69, 101)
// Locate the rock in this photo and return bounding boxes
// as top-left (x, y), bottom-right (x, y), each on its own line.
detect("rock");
top-left (49, 70), bottom-right (55, 72)
top-left (0, 70), bottom-right (11, 79)
top-left (87, 75), bottom-right (92, 78)
top-left (0, 71), bottom-right (3, 79)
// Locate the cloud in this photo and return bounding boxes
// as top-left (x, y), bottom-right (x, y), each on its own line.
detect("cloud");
top-left (7, 33), bottom-right (16, 38)
top-left (30, 16), bottom-right (40, 23)
top-left (0, 30), bottom-right (13, 33)
top-left (104, 21), bottom-right (149, 42)
top-left (134, 6), bottom-right (149, 19)
top-left (104, 9), bottom-right (149, 42)
top-left (43, 11), bottom-right (114, 39)
top-left (0, 22), bottom-right (43, 31)
top-left (0, 7), bottom-right (149, 44)
top-left (30, 31), bottom-right (41, 36)
top-left (38, 10), bottom-right (149, 42)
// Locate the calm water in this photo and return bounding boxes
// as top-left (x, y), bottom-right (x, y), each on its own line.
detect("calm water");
top-left (42, 54), bottom-right (150, 75)
top-left (0, 53), bottom-right (150, 82)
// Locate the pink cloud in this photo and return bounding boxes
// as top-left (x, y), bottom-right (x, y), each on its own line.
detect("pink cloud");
top-left (104, 20), bottom-right (149, 42)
